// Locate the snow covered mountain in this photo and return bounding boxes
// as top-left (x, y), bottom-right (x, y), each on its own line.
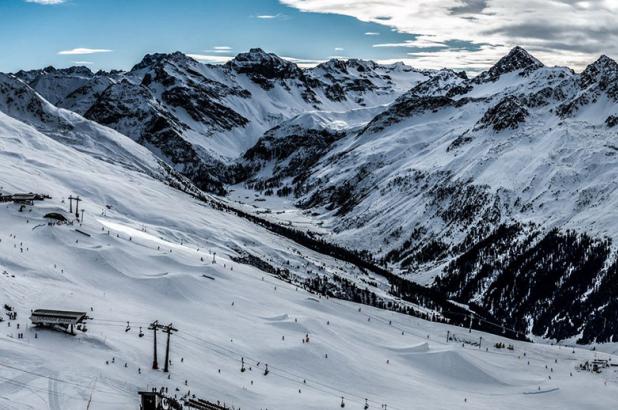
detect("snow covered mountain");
top-left (232, 47), bottom-right (618, 343)
top-left (5, 47), bottom-right (618, 346)
top-left (15, 49), bottom-right (429, 194)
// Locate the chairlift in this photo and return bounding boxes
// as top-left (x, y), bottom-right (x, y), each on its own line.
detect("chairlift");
top-left (125, 321), bottom-right (131, 332)
top-left (138, 326), bottom-right (144, 337)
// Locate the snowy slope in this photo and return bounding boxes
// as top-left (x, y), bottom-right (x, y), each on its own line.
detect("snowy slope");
top-left (4, 45), bottom-right (618, 357)
top-left (232, 47), bottom-right (618, 343)
top-left (1, 110), bottom-right (617, 410)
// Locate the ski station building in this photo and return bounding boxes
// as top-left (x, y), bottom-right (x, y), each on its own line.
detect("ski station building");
top-left (29, 309), bottom-right (89, 335)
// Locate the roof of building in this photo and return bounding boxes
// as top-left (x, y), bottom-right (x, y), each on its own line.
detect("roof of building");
top-left (11, 193), bottom-right (38, 200)
top-left (44, 212), bottom-right (68, 222)
top-left (30, 309), bottom-right (87, 323)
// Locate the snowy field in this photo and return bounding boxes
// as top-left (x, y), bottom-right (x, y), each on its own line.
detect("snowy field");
top-left (1, 110), bottom-right (617, 409)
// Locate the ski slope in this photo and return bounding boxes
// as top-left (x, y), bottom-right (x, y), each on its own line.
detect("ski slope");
top-left (0, 97), bottom-right (617, 409)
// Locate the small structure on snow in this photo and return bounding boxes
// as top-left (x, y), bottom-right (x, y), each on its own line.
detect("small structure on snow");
top-left (0, 193), bottom-right (50, 205)
top-left (138, 390), bottom-right (183, 410)
top-left (30, 309), bottom-right (89, 335)
top-left (44, 212), bottom-right (68, 223)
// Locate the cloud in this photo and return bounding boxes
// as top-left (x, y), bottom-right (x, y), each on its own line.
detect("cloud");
top-left (364, 32), bottom-right (380, 36)
top-left (71, 61), bottom-right (94, 65)
top-left (58, 48), bottom-right (112, 55)
top-left (279, 0), bottom-right (618, 71)
top-left (187, 54), bottom-right (234, 64)
top-left (449, 0), bottom-right (488, 15)
top-left (373, 37), bottom-right (449, 49)
top-left (280, 55), bottom-right (325, 68)
top-left (255, 13), bottom-right (288, 20)
top-left (204, 46), bottom-right (234, 54)
top-left (334, 47), bottom-right (345, 51)
top-left (25, 0), bottom-right (65, 4)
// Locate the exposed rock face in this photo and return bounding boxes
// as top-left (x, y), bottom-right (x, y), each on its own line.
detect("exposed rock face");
top-left (580, 55), bottom-right (618, 96)
top-left (241, 125), bottom-right (345, 195)
top-left (361, 95), bottom-right (456, 135)
top-left (226, 48), bottom-right (305, 84)
top-left (407, 69), bottom-right (467, 97)
top-left (475, 46), bottom-right (544, 83)
top-left (477, 96), bottom-right (528, 131)
top-left (558, 55), bottom-right (618, 117)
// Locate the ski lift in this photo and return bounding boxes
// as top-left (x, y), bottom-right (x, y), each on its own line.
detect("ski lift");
top-left (264, 364), bottom-right (269, 376)
top-left (125, 321), bottom-right (131, 332)
top-left (138, 326), bottom-right (144, 337)
top-left (340, 396), bottom-right (345, 408)
top-left (364, 398), bottom-right (369, 410)
top-left (241, 357), bottom-right (246, 373)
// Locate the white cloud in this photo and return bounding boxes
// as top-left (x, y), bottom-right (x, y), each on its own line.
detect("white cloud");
top-left (373, 37), bottom-right (449, 49)
top-left (334, 47), bottom-right (345, 51)
top-left (187, 54), bottom-right (234, 64)
top-left (280, 55), bottom-right (325, 68)
top-left (255, 13), bottom-right (287, 19)
top-left (204, 47), bottom-right (234, 54)
top-left (71, 61), bottom-right (94, 65)
top-left (280, 0), bottom-right (618, 71)
top-left (364, 32), bottom-right (380, 36)
top-left (25, 0), bottom-right (65, 4)
top-left (58, 48), bottom-right (112, 55)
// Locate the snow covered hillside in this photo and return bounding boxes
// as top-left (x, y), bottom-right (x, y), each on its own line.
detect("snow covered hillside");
top-left (233, 47), bottom-right (618, 344)
top-left (1, 108), bottom-right (618, 409)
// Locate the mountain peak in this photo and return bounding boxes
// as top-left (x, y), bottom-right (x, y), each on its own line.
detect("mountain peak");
top-left (59, 65), bottom-right (94, 77)
top-left (582, 54), bottom-right (618, 78)
top-left (313, 58), bottom-right (379, 74)
top-left (131, 51), bottom-right (194, 72)
top-left (229, 48), bottom-right (289, 66)
top-left (580, 54), bottom-right (618, 92)
top-left (226, 48), bottom-right (303, 82)
top-left (482, 46), bottom-right (544, 81)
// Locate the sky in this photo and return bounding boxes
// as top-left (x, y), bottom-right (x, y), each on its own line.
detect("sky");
top-left (0, 0), bottom-right (616, 73)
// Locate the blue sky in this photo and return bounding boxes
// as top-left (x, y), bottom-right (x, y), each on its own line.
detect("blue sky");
top-left (0, 0), bottom-right (425, 72)
top-left (1, 0), bottom-right (615, 73)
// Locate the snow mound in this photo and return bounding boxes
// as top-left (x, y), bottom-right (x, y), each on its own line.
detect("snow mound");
top-left (401, 350), bottom-right (507, 386)
top-left (387, 342), bottom-right (430, 354)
